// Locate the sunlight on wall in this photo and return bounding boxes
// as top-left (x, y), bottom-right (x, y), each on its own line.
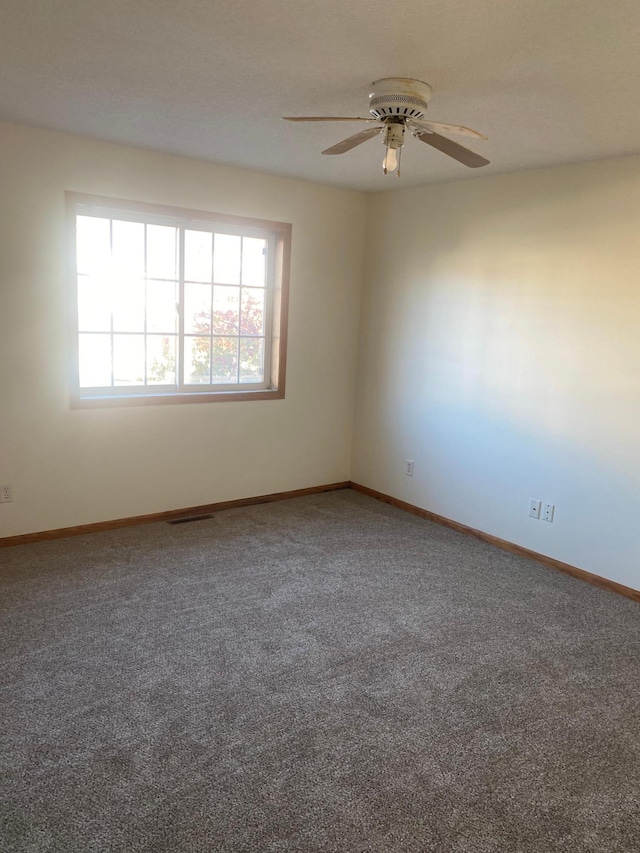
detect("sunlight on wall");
top-left (0, 121), bottom-right (366, 536)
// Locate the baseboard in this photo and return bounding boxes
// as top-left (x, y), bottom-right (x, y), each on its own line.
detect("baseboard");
top-left (0, 481), bottom-right (351, 548)
top-left (5, 479), bottom-right (637, 606)
top-left (349, 481), bottom-right (640, 605)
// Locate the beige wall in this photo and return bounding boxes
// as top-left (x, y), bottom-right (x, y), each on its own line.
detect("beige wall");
top-left (2, 120), bottom-right (639, 594)
top-left (0, 122), bottom-right (366, 536)
top-left (353, 156), bottom-right (640, 591)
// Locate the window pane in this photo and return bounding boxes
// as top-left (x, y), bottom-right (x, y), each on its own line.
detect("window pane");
top-left (213, 285), bottom-right (239, 335)
top-left (73, 198), bottom-right (284, 402)
top-left (242, 237), bottom-right (266, 287)
top-left (185, 230), bottom-right (212, 282)
top-left (146, 224), bottom-right (177, 280)
top-left (147, 280), bottom-right (177, 333)
top-left (79, 334), bottom-right (111, 387)
top-left (113, 334), bottom-right (145, 386)
top-left (212, 337), bottom-right (238, 384)
top-left (112, 220), bottom-right (144, 277)
top-left (112, 277), bottom-right (145, 332)
top-left (76, 216), bottom-right (110, 276)
top-left (184, 283), bottom-right (211, 334)
top-left (213, 233), bottom-right (241, 284)
top-left (78, 275), bottom-right (111, 332)
top-left (240, 288), bottom-right (265, 336)
top-left (239, 338), bottom-right (264, 384)
top-left (184, 336), bottom-right (211, 384)
top-left (147, 335), bottom-right (176, 385)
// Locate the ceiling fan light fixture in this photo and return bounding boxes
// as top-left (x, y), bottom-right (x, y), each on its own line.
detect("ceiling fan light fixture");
top-left (382, 121), bottom-right (405, 176)
top-left (382, 145), bottom-right (399, 175)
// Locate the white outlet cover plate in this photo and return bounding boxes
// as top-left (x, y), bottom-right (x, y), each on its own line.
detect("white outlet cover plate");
top-left (529, 499), bottom-right (541, 519)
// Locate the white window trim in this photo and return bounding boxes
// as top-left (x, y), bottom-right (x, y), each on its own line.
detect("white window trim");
top-left (66, 192), bottom-right (291, 408)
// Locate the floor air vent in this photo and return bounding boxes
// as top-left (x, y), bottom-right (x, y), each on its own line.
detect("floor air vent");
top-left (168, 514), bottom-right (214, 525)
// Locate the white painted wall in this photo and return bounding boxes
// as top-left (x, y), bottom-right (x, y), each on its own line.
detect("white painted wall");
top-left (0, 122), bottom-right (366, 536)
top-left (353, 156), bottom-right (640, 591)
top-left (2, 120), bottom-right (639, 595)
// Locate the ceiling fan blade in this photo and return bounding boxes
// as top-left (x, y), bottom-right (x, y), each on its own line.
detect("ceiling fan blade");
top-left (322, 126), bottom-right (383, 155)
top-left (414, 130), bottom-right (490, 168)
top-left (408, 118), bottom-right (487, 140)
top-left (283, 116), bottom-right (376, 122)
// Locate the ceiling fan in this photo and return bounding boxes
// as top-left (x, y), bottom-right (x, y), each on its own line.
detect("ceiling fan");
top-left (283, 77), bottom-right (489, 177)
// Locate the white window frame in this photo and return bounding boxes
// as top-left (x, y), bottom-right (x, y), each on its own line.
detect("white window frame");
top-left (67, 192), bottom-right (290, 408)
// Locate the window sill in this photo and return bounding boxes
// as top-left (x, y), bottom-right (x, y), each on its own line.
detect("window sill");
top-left (71, 388), bottom-right (285, 409)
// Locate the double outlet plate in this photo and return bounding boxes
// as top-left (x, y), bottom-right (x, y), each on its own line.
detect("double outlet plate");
top-left (529, 499), bottom-right (554, 522)
top-left (405, 462), bottom-right (554, 523)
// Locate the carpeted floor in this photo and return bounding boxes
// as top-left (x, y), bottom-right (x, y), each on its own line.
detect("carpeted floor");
top-left (1, 489), bottom-right (639, 852)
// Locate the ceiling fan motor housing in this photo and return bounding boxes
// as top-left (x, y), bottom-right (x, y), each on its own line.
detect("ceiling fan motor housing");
top-left (369, 77), bottom-right (432, 120)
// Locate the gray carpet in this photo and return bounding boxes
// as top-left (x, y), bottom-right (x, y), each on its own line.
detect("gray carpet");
top-left (1, 489), bottom-right (639, 852)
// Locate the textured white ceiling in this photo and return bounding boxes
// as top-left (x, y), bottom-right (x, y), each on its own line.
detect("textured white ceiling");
top-left (1, 0), bottom-right (639, 191)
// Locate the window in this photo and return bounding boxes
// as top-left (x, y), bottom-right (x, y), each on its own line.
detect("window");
top-left (67, 193), bottom-right (290, 406)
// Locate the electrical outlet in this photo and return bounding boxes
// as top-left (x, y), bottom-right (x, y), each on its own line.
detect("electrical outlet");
top-left (543, 502), bottom-right (555, 522)
top-left (528, 499), bottom-right (541, 519)
top-left (0, 484), bottom-right (13, 503)
top-left (405, 460), bottom-right (414, 477)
